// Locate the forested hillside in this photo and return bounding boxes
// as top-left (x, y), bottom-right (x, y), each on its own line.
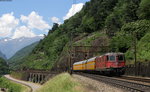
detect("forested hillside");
top-left (14, 0), bottom-right (150, 70)
top-left (8, 42), bottom-right (39, 70)
top-left (0, 58), bottom-right (9, 74)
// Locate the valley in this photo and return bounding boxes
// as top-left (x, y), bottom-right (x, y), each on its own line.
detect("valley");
top-left (0, 0), bottom-right (150, 92)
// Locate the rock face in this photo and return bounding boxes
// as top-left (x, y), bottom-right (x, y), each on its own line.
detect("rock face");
top-left (0, 36), bottom-right (43, 59)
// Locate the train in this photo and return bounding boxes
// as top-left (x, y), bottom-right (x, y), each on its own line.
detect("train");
top-left (72, 52), bottom-right (126, 76)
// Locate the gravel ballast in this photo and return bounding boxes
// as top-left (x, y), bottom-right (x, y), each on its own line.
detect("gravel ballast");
top-left (73, 74), bottom-right (125, 92)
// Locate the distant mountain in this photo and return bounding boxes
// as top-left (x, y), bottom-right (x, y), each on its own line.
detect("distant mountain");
top-left (8, 41), bottom-right (39, 69)
top-left (0, 36), bottom-right (43, 59)
top-left (0, 51), bottom-right (6, 60)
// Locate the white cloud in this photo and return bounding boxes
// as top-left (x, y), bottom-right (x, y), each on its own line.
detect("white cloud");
top-left (45, 30), bottom-right (49, 33)
top-left (51, 17), bottom-right (59, 23)
top-left (12, 26), bottom-right (36, 39)
top-left (0, 12), bottom-right (19, 37)
top-left (20, 11), bottom-right (51, 30)
top-left (4, 39), bottom-right (8, 42)
top-left (38, 34), bottom-right (44, 37)
top-left (51, 17), bottom-right (61, 24)
top-left (63, 3), bottom-right (84, 20)
top-left (20, 15), bottom-right (28, 23)
top-left (0, 11), bottom-right (51, 39)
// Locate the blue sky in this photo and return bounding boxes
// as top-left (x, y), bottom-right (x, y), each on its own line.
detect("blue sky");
top-left (0, 0), bottom-right (90, 39)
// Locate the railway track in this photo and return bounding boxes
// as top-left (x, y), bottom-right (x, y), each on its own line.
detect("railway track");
top-left (119, 76), bottom-right (150, 84)
top-left (76, 73), bottom-right (150, 92)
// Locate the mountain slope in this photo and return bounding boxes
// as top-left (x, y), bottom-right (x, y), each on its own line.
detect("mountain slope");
top-left (17, 0), bottom-right (150, 70)
top-left (0, 51), bottom-right (6, 60)
top-left (137, 32), bottom-right (150, 61)
top-left (0, 58), bottom-right (9, 74)
top-left (8, 41), bottom-right (39, 69)
top-left (17, 0), bottom-right (119, 70)
top-left (0, 36), bottom-right (43, 59)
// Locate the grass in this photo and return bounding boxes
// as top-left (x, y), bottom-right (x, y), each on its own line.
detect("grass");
top-left (36, 73), bottom-right (85, 92)
top-left (0, 76), bottom-right (30, 92)
top-left (10, 71), bottom-right (25, 80)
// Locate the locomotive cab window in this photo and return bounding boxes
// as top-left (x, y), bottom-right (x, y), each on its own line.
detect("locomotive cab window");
top-left (117, 55), bottom-right (124, 61)
top-left (109, 55), bottom-right (115, 61)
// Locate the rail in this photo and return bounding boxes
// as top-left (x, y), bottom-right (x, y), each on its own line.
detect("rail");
top-left (76, 73), bottom-right (150, 92)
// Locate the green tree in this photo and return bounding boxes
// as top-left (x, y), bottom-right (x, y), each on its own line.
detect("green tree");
top-left (0, 58), bottom-right (9, 74)
top-left (48, 23), bottom-right (59, 34)
top-left (110, 31), bottom-right (132, 53)
top-left (138, 0), bottom-right (150, 20)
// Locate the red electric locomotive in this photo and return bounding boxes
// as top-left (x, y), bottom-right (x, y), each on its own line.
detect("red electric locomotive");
top-left (95, 53), bottom-right (125, 75)
top-left (72, 52), bottom-right (126, 76)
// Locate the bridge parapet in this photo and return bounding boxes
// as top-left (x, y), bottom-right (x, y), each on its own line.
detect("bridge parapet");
top-left (27, 71), bottom-right (57, 84)
top-left (13, 70), bottom-right (57, 84)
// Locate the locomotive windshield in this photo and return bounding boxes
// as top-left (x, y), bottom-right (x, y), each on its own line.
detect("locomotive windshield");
top-left (109, 55), bottom-right (115, 61)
